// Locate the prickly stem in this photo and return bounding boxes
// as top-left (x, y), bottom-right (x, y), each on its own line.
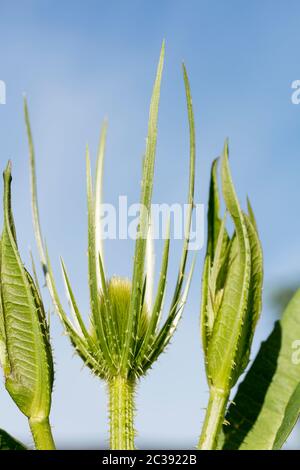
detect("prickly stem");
top-left (108, 376), bottom-right (136, 450)
top-left (198, 387), bottom-right (228, 450)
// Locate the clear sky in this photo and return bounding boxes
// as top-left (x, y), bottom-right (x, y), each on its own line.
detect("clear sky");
top-left (1, 0), bottom-right (300, 449)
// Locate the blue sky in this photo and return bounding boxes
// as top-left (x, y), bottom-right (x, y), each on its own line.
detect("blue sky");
top-left (1, 0), bottom-right (300, 448)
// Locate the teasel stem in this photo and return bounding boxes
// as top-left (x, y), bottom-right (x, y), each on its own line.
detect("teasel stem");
top-left (198, 387), bottom-right (229, 450)
top-left (108, 376), bottom-right (136, 450)
top-left (29, 416), bottom-right (56, 450)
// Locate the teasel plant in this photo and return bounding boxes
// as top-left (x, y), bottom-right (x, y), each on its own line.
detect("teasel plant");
top-left (0, 163), bottom-right (55, 450)
top-left (24, 42), bottom-right (196, 450)
top-left (198, 142), bottom-right (263, 450)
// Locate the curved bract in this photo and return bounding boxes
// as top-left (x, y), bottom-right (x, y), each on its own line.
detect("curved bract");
top-left (25, 42), bottom-right (196, 449)
top-left (0, 163), bottom-right (55, 450)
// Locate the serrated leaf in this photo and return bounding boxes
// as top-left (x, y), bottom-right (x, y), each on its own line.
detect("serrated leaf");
top-left (1, 163), bottom-right (53, 419)
top-left (207, 158), bottom-right (227, 259)
top-left (235, 212), bottom-right (263, 373)
top-left (223, 288), bottom-right (300, 450)
top-left (201, 159), bottom-right (229, 360)
top-left (121, 41), bottom-right (165, 373)
top-left (0, 240), bottom-right (9, 374)
top-left (207, 143), bottom-right (251, 389)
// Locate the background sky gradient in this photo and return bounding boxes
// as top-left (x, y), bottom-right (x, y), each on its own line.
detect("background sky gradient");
top-left (1, 0), bottom-right (300, 449)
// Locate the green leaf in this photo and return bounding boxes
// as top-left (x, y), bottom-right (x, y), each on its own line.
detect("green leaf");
top-left (86, 148), bottom-right (116, 368)
top-left (1, 162), bottom-right (53, 419)
top-left (134, 219), bottom-right (170, 372)
top-left (207, 142), bottom-right (252, 390)
top-left (0, 240), bottom-right (9, 375)
top-left (246, 196), bottom-right (258, 232)
top-left (95, 120), bottom-right (108, 289)
top-left (207, 158), bottom-right (225, 259)
top-left (0, 429), bottom-right (26, 450)
top-left (145, 216), bottom-right (155, 313)
top-left (60, 258), bottom-right (93, 343)
top-left (121, 40), bottom-right (165, 373)
top-left (235, 212), bottom-right (263, 373)
top-left (138, 63), bottom-right (196, 375)
top-left (206, 214), bottom-right (227, 335)
top-left (169, 63), bottom-right (196, 311)
top-left (45, 250), bottom-right (107, 379)
top-left (156, 63), bottom-right (196, 347)
top-left (201, 159), bottom-right (229, 362)
top-left (198, 146), bottom-right (263, 450)
top-left (25, 100), bottom-right (109, 381)
top-left (141, 256), bottom-right (196, 373)
top-left (24, 99), bottom-right (46, 275)
top-left (223, 288), bottom-right (300, 450)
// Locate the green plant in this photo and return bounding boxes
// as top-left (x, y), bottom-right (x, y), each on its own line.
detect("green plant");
top-left (24, 42), bottom-right (196, 450)
top-left (198, 142), bottom-right (264, 449)
top-left (0, 163), bottom-right (55, 450)
top-left (1, 44), bottom-right (300, 451)
top-left (198, 145), bottom-right (300, 450)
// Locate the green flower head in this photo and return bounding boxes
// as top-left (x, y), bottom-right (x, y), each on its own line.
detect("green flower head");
top-left (25, 43), bottom-right (196, 384)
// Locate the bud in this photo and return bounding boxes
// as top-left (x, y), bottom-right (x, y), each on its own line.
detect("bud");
top-left (198, 142), bottom-right (263, 449)
top-left (0, 163), bottom-right (55, 450)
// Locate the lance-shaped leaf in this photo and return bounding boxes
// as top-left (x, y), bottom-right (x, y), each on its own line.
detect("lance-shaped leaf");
top-left (121, 41), bottom-right (165, 373)
top-left (223, 288), bottom-right (300, 450)
top-left (206, 143), bottom-right (252, 390)
top-left (0, 242), bottom-right (9, 375)
top-left (0, 163), bottom-right (55, 450)
top-left (86, 148), bottom-right (117, 368)
top-left (134, 62), bottom-right (196, 375)
top-left (200, 158), bottom-right (230, 359)
top-left (234, 211), bottom-right (263, 374)
top-left (169, 64), bottom-right (195, 309)
top-left (0, 162), bottom-right (53, 420)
